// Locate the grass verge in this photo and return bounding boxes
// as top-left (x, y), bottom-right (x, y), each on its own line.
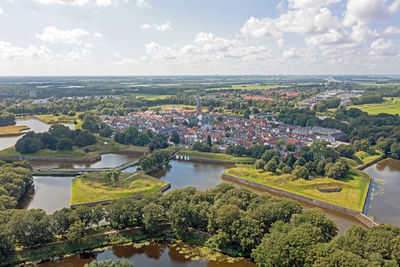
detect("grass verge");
top-left (0, 136), bottom-right (149, 159)
top-left (71, 171), bottom-right (168, 205)
top-left (0, 125), bottom-right (29, 136)
top-left (224, 164), bottom-right (370, 211)
top-left (177, 150), bottom-right (256, 164)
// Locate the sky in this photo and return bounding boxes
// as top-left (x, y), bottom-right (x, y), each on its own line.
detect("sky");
top-left (1, 0), bottom-right (400, 76)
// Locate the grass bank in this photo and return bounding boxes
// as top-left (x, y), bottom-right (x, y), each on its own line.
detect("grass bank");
top-left (0, 125), bottom-right (29, 136)
top-left (35, 114), bottom-right (77, 124)
top-left (71, 171), bottom-right (168, 205)
top-left (0, 136), bottom-right (149, 159)
top-left (347, 97), bottom-right (400, 116)
top-left (177, 150), bottom-right (256, 164)
top-left (224, 165), bottom-right (370, 211)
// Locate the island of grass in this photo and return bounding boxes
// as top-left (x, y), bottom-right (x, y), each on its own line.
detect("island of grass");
top-left (71, 171), bottom-right (169, 205)
top-left (224, 164), bottom-right (370, 211)
top-left (177, 149), bottom-right (256, 164)
top-left (35, 114), bottom-right (78, 124)
top-left (347, 97), bottom-right (400, 116)
top-left (0, 136), bottom-right (149, 159)
top-left (0, 125), bottom-right (29, 137)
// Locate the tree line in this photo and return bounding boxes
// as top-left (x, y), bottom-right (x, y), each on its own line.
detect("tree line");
top-left (1, 184), bottom-right (400, 266)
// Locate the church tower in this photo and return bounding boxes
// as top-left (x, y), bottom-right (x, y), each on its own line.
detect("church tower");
top-left (196, 97), bottom-right (202, 115)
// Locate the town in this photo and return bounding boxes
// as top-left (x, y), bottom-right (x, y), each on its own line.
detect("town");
top-left (102, 99), bottom-right (347, 152)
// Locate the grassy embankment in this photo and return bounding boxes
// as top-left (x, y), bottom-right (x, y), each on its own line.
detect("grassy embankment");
top-left (149, 104), bottom-right (208, 112)
top-left (0, 136), bottom-right (149, 159)
top-left (35, 114), bottom-right (77, 124)
top-left (71, 171), bottom-right (169, 205)
top-left (347, 97), bottom-right (400, 116)
top-left (0, 125), bottom-right (29, 137)
top-left (177, 150), bottom-right (256, 164)
top-left (224, 161), bottom-right (371, 211)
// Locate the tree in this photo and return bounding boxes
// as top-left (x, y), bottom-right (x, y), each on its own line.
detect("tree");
top-left (255, 159), bottom-right (265, 170)
top-left (282, 165), bottom-right (292, 174)
top-left (103, 170), bottom-right (112, 185)
top-left (170, 132), bottom-right (180, 144)
top-left (262, 150), bottom-right (280, 163)
top-left (49, 124), bottom-right (72, 139)
top-left (112, 170), bottom-right (121, 187)
top-left (9, 209), bottom-right (53, 247)
top-left (0, 225), bottom-right (13, 260)
top-left (264, 158), bottom-right (278, 173)
top-left (99, 123), bottom-right (113, 137)
top-left (207, 135), bottom-right (212, 147)
top-left (390, 143), bottom-right (400, 159)
top-left (168, 200), bottom-right (195, 235)
top-left (51, 208), bottom-right (78, 237)
top-left (293, 208), bottom-right (338, 242)
top-left (66, 220), bottom-right (86, 241)
top-left (106, 199), bottom-right (140, 229)
top-left (293, 166), bottom-right (309, 180)
top-left (284, 153), bottom-right (297, 167)
top-left (231, 214), bottom-right (263, 253)
top-left (15, 137), bottom-right (43, 154)
top-left (336, 144), bottom-right (355, 158)
top-left (286, 142), bottom-right (296, 152)
top-left (82, 113), bottom-right (100, 133)
top-left (327, 160), bottom-right (349, 179)
top-left (73, 130), bottom-right (96, 147)
top-left (143, 203), bottom-right (164, 233)
top-left (56, 138), bottom-right (73, 150)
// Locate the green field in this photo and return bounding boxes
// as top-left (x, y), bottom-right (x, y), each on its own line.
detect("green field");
top-left (71, 171), bottom-right (169, 205)
top-left (0, 125), bottom-right (29, 136)
top-left (149, 104), bottom-right (208, 112)
top-left (348, 97), bottom-right (400, 115)
top-left (209, 84), bottom-right (290, 91)
top-left (133, 94), bottom-right (169, 100)
top-left (224, 164), bottom-right (370, 211)
top-left (177, 150), bottom-right (256, 164)
top-left (359, 82), bottom-right (400, 87)
top-left (354, 150), bottom-right (384, 165)
top-left (0, 136), bottom-right (149, 159)
top-left (36, 114), bottom-right (78, 124)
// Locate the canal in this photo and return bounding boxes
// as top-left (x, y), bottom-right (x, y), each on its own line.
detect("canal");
top-left (364, 158), bottom-right (400, 226)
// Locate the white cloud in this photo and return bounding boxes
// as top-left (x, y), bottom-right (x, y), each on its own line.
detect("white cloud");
top-left (282, 48), bottom-right (300, 58)
top-left (142, 32), bottom-right (271, 65)
top-left (369, 38), bottom-right (397, 57)
top-left (37, 26), bottom-right (89, 45)
top-left (344, 0), bottom-right (400, 27)
top-left (94, 32), bottom-right (103, 38)
top-left (384, 26), bottom-right (400, 35)
top-left (0, 8), bottom-right (3, 15)
top-left (287, 0), bottom-right (341, 9)
top-left (277, 38), bottom-right (286, 48)
top-left (140, 22), bottom-right (171, 32)
top-left (136, 0), bottom-right (151, 8)
top-left (33, 0), bottom-right (121, 6)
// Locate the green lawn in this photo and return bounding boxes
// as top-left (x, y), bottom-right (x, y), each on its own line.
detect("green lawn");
top-left (71, 171), bottom-right (169, 205)
top-left (177, 150), bottom-right (256, 164)
top-left (0, 125), bottom-right (29, 136)
top-left (35, 114), bottom-right (78, 124)
top-left (359, 82), bottom-right (400, 87)
top-left (347, 97), bottom-right (400, 116)
top-left (354, 150), bottom-right (384, 165)
top-left (224, 164), bottom-right (370, 211)
top-left (0, 136), bottom-right (149, 159)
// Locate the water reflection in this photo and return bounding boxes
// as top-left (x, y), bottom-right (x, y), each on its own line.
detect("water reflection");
top-left (365, 159), bottom-right (400, 226)
top-left (0, 118), bottom-right (74, 151)
top-left (20, 176), bottom-right (75, 214)
top-left (32, 153), bottom-right (140, 170)
top-left (38, 242), bottom-right (255, 267)
top-left (152, 160), bottom-right (233, 191)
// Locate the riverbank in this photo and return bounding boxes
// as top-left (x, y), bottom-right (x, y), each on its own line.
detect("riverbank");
top-left (3, 224), bottom-right (235, 267)
top-left (70, 171), bottom-right (170, 206)
top-left (0, 136), bottom-right (148, 161)
top-left (0, 125), bottom-right (29, 137)
top-left (222, 172), bottom-right (377, 228)
top-left (176, 150), bottom-right (256, 164)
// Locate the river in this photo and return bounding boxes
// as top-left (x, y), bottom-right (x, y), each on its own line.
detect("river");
top-left (0, 118), bottom-right (74, 151)
top-left (37, 241), bottom-right (255, 267)
top-left (364, 158), bottom-right (400, 226)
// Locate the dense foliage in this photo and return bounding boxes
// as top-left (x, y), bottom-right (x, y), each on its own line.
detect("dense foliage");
top-left (114, 126), bottom-right (168, 151)
top-left (0, 161), bottom-right (32, 211)
top-left (15, 124), bottom-right (96, 154)
top-left (0, 112), bottom-right (15, 127)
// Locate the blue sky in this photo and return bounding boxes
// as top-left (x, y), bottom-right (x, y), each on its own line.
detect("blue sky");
top-left (0, 0), bottom-right (400, 75)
